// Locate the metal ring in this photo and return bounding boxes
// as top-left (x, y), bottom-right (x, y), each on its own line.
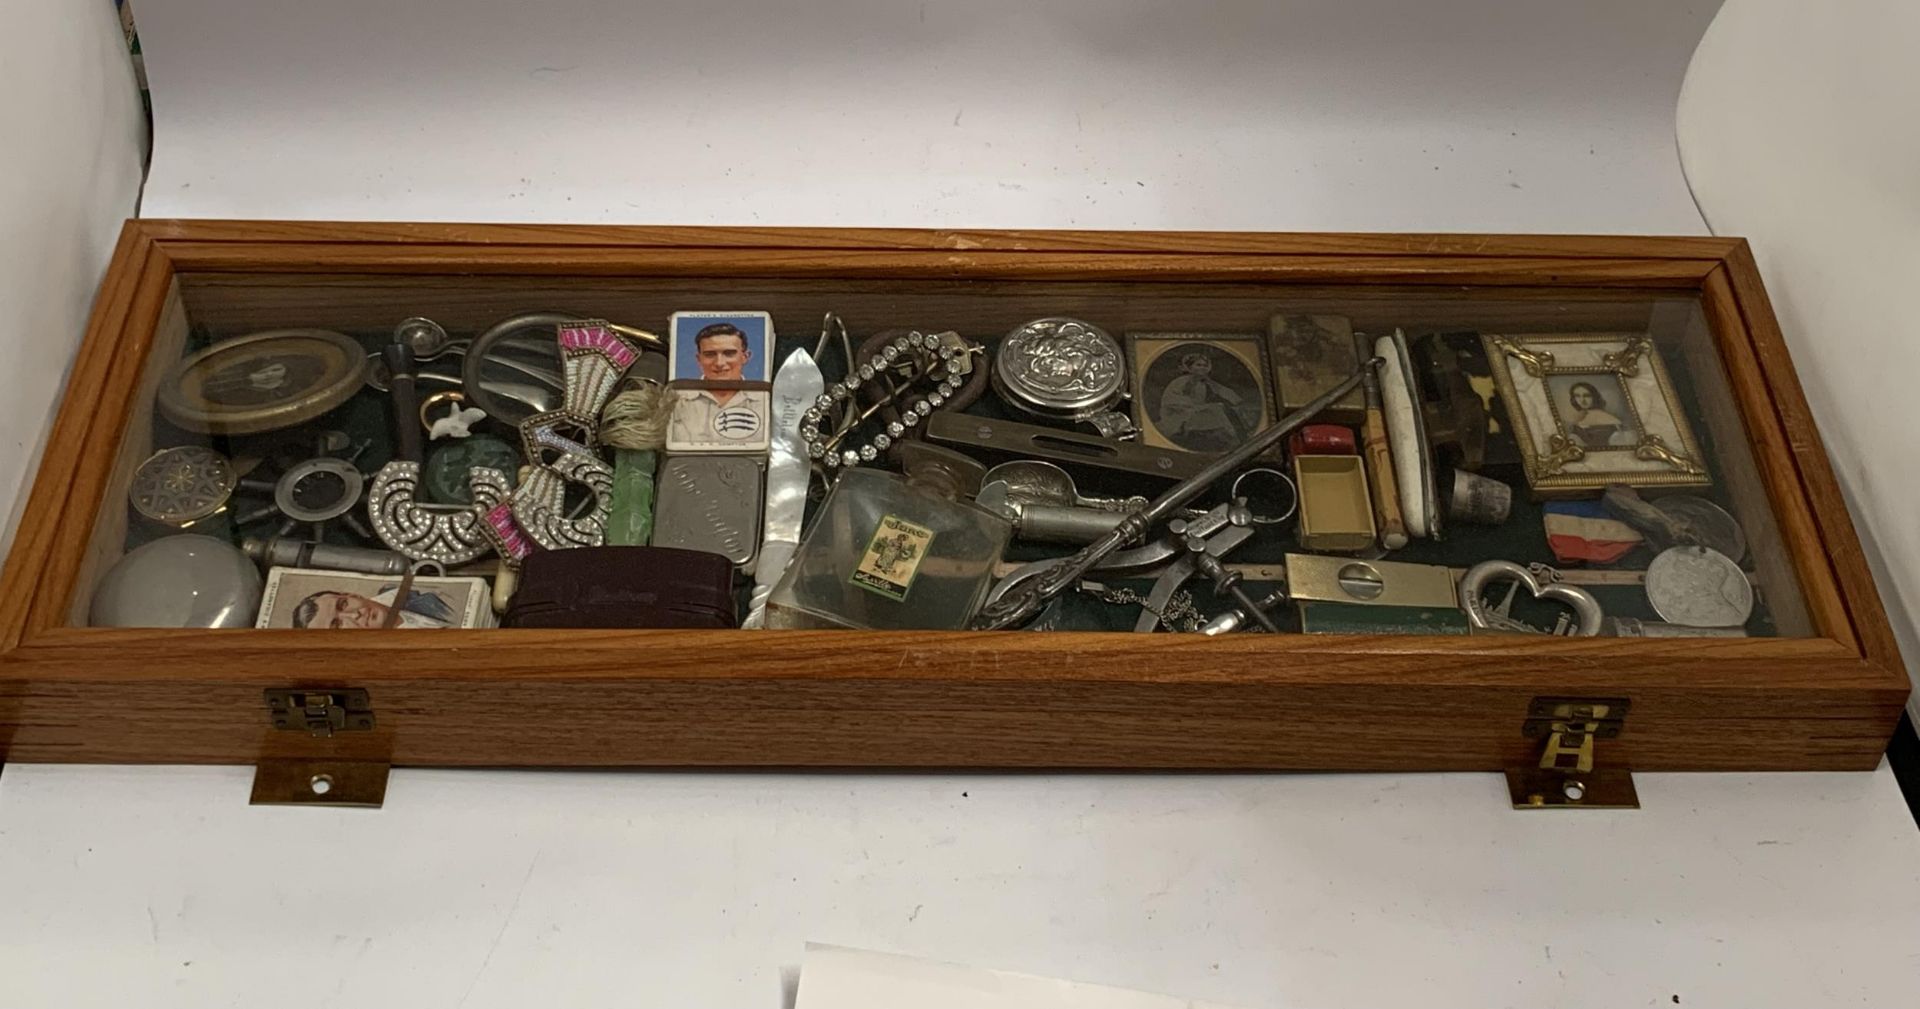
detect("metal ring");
top-left (274, 457), bottom-right (366, 524)
top-left (1230, 468), bottom-right (1298, 526)
top-left (418, 390), bottom-right (470, 431)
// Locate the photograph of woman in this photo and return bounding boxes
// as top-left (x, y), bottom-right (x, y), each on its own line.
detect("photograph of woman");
top-left (1136, 340), bottom-right (1270, 454)
top-left (1549, 375), bottom-right (1637, 449)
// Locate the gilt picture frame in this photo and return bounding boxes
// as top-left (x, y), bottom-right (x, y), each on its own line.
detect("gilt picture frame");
top-left (1480, 331), bottom-right (1710, 496)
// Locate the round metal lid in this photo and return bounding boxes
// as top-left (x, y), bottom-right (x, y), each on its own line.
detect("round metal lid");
top-left (128, 446), bottom-right (237, 526)
top-left (158, 329), bottom-right (368, 435)
top-left (992, 317), bottom-right (1125, 420)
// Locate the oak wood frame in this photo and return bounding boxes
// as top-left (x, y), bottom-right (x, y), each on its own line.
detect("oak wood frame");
top-left (0, 221), bottom-right (1905, 771)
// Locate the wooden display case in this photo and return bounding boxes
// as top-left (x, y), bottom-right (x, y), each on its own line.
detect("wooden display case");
top-left (0, 221), bottom-right (1906, 780)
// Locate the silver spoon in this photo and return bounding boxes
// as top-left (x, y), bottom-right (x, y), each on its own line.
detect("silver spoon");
top-left (981, 460), bottom-right (1146, 512)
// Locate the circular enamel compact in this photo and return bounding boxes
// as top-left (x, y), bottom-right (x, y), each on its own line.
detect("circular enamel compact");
top-left (128, 446), bottom-right (237, 527)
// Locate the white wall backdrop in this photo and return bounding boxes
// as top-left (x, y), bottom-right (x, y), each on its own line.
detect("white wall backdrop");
top-left (1680, 0), bottom-right (1920, 716)
top-left (0, 0), bottom-right (147, 553)
top-left (134, 0), bottom-right (1718, 232)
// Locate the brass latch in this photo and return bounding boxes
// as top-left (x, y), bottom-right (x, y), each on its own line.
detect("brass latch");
top-left (1508, 697), bottom-right (1638, 809)
top-left (264, 688), bottom-right (375, 737)
top-left (250, 758), bottom-right (389, 808)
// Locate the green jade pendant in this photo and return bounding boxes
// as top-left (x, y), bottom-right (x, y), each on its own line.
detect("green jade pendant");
top-left (607, 447), bottom-right (658, 545)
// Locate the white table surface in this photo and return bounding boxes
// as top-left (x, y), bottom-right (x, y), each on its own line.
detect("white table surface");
top-left (4, 763), bottom-right (1919, 1009)
top-left (6, 2), bottom-right (1917, 1007)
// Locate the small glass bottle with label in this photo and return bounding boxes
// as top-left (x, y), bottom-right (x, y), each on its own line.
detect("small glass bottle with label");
top-left (766, 447), bottom-right (1012, 630)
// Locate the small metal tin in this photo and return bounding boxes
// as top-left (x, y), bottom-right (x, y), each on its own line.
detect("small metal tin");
top-left (1293, 455), bottom-right (1376, 552)
top-left (1646, 545), bottom-right (1753, 628)
top-left (1269, 314), bottom-right (1366, 425)
top-left (129, 446), bottom-right (237, 527)
top-left (653, 455), bottom-right (764, 567)
top-left (992, 317), bottom-right (1126, 421)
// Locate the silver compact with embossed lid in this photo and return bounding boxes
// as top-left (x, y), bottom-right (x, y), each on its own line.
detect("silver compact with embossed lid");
top-left (992, 317), bottom-right (1127, 423)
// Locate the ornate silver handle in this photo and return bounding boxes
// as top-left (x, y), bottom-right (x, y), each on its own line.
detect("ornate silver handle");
top-left (971, 360), bottom-right (1380, 631)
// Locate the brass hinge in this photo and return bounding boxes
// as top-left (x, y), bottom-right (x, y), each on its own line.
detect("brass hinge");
top-left (264, 688), bottom-right (375, 737)
top-left (1507, 696), bottom-right (1639, 809)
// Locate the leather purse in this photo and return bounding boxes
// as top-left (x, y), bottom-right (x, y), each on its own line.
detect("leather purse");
top-left (502, 545), bottom-right (737, 628)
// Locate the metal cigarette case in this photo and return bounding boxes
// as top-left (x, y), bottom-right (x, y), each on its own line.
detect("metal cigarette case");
top-left (1268, 314), bottom-right (1366, 425)
top-left (652, 455), bottom-right (765, 567)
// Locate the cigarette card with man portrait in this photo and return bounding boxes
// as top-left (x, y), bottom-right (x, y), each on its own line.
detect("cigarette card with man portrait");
top-left (666, 379), bottom-right (774, 454)
top-left (669, 311), bottom-right (774, 384)
top-left (256, 567), bottom-right (495, 629)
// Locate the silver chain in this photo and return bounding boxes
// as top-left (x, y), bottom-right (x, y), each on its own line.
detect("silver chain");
top-left (1077, 584), bottom-right (1207, 632)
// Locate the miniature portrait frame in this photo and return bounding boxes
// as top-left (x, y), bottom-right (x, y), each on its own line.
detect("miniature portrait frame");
top-left (1480, 331), bottom-right (1710, 496)
top-left (1124, 332), bottom-right (1276, 455)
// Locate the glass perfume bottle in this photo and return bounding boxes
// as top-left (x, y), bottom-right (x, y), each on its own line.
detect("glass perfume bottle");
top-left (766, 445), bottom-right (1012, 630)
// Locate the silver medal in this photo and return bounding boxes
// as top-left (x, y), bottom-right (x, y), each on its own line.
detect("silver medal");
top-left (1653, 495), bottom-right (1746, 563)
top-left (1646, 546), bottom-right (1753, 628)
